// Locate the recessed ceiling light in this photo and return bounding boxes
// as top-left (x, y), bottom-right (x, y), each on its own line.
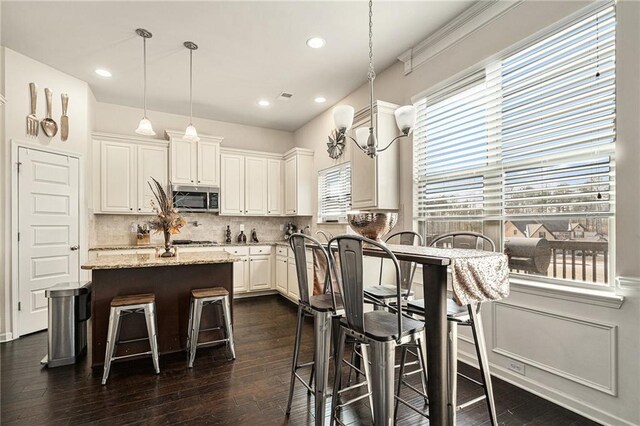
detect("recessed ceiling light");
top-left (314, 97), bottom-right (326, 103)
top-left (95, 68), bottom-right (112, 78)
top-left (306, 37), bottom-right (326, 49)
top-left (258, 100), bottom-right (270, 107)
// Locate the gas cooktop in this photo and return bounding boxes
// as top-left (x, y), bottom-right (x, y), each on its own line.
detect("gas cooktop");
top-left (172, 240), bottom-right (218, 245)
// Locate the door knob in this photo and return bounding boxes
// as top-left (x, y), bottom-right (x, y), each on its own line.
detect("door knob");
top-left (70, 245), bottom-right (79, 251)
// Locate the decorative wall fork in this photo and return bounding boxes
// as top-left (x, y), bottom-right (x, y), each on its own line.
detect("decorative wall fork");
top-left (26, 82), bottom-right (39, 136)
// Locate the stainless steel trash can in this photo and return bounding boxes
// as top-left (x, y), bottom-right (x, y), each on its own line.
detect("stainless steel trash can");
top-left (41, 282), bottom-right (91, 367)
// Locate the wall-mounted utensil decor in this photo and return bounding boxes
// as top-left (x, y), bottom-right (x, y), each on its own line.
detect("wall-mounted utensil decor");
top-left (26, 82), bottom-right (39, 137)
top-left (41, 88), bottom-right (58, 138)
top-left (60, 93), bottom-right (69, 141)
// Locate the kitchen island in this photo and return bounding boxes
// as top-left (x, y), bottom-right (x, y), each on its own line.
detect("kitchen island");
top-left (82, 251), bottom-right (239, 367)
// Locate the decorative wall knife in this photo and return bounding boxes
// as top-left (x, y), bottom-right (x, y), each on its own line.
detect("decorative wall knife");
top-left (61, 93), bottom-right (69, 141)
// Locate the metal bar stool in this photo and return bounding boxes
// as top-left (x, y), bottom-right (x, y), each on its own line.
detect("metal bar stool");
top-left (187, 287), bottom-right (235, 368)
top-left (285, 233), bottom-right (345, 425)
top-left (362, 230), bottom-right (429, 413)
top-left (102, 293), bottom-right (160, 385)
top-left (329, 235), bottom-right (427, 426)
top-left (364, 230), bottom-right (423, 308)
top-left (400, 232), bottom-right (499, 426)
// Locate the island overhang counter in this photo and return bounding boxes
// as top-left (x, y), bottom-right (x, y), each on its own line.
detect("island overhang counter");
top-left (82, 251), bottom-right (240, 367)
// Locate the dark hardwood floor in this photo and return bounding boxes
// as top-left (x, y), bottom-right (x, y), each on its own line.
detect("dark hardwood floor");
top-left (1, 295), bottom-right (598, 425)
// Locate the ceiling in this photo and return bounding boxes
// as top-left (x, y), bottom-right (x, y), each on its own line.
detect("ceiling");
top-left (2, 1), bottom-right (474, 131)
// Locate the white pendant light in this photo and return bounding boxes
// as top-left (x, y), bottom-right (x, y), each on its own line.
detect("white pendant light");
top-left (183, 41), bottom-right (200, 142)
top-left (331, 0), bottom-right (416, 158)
top-left (135, 28), bottom-right (156, 136)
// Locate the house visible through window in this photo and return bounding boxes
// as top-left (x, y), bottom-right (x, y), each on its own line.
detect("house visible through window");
top-left (413, 4), bottom-right (615, 286)
top-left (318, 163), bottom-right (351, 223)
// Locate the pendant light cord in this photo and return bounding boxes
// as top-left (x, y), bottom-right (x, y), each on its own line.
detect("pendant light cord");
top-left (368, 0), bottom-right (375, 128)
top-left (189, 48), bottom-right (193, 125)
top-left (143, 36), bottom-right (148, 118)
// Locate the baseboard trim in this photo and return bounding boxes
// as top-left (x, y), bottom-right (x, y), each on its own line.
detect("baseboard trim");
top-left (457, 349), bottom-right (635, 426)
top-left (0, 332), bottom-right (14, 343)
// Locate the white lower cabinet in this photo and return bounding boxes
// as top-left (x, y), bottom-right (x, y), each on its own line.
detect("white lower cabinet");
top-left (287, 261), bottom-right (300, 300)
top-left (275, 256), bottom-right (288, 293)
top-left (249, 256), bottom-right (271, 290)
top-left (275, 247), bottom-right (314, 302)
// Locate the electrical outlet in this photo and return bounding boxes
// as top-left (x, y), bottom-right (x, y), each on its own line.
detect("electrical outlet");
top-left (507, 358), bottom-right (525, 375)
top-left (240, 224), bottom-right (244, 232)
top-left (280, 224), bottom-right (284, 231)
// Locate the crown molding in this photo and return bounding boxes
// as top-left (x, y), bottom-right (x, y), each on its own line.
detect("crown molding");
top-left (164, 129), bottom-right (224, 144)
top-left (398, 0), bottom-right (525, 75)
top-left (92, 131), bottom-right (169, 146)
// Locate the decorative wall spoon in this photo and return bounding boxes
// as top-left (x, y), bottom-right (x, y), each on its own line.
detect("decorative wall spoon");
top-left (41, 88), bottom-right (58, 138)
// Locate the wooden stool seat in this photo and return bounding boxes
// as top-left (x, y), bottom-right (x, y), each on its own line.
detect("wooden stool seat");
top-left (111, 293), bottom-right (155, 307)
top-left (191, 287), bottom-right (228, 299)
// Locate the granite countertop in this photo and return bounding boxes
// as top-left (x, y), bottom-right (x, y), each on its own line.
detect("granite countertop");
top-left (81, 251), bottom-right (241, 270)
top-left (89, 240), bottom-right (290, 251)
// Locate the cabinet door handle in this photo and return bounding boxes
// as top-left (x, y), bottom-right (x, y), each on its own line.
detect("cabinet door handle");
top-left (129, 208), bottom-right (133, 211)
top-left (138, 208), bottom-right (141, 211)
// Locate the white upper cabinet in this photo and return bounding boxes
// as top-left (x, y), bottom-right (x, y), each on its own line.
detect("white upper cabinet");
top-left (137, 145), bottom-right (168, 213)
top-left (284, 148), bottom-right (314, 215)
top-left (94, 133), bottom-right (169, 214)
top-left (197, 140), bottom-right (220, 186)
top-left (220, 149), bottom-right (298, 216)
top-left (220, 153), bottom-right (245, 215)
top-left (350, 101), bottom-right (400, 210)
top-left (245, 156), bottom-right (268, 215)
top-left (267, 159), bottom-right (283, 215)
top-left (170, 138), bottom-right (196, 185)
top-left (100, 140), bottom-right (137, 213)
top-left (166, 130), bottom-right (223, 187)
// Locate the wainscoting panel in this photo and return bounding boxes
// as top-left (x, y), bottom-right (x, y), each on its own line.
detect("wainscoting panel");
top-left (492, 302), bottom-right (617, 395)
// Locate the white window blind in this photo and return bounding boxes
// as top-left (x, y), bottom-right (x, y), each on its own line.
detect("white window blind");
top-left (318, 163), bottom-right (351, 223)
top-left (501, 5), bottom-right (615, 219)
top-left (414, 68), bottom-right (502, 219)
top-left (414, 4), bottom-right (615, 221)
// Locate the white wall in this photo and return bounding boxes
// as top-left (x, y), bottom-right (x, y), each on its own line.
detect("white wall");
top-left (95, 102), bottom-right (294, 154)
top-left (1, 47), bottom-right (95, 340)
top-left (293, 1), bottom-right (640, 424)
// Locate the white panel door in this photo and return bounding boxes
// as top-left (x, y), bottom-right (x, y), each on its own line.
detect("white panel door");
top-left (197, 141), bottom-right (220, 186)
top-left (171, 138), bottom-right (196, 184)
top-left (284, 156), bottom-right (297, 214)
top-left (101, 140), bottom-right (136, 213)
top-left (245, 156), bottom-right (268, 215)
top-left (267, 159), bottom-right (283, 215)
top-left (249, 256), bottom-right (271, 290)
top-left (18, 148), bottom-right (80, 335)
top-left (137, 145), bottom-right (168, 214)
top-left (220, 154), bottom-right (245, 215)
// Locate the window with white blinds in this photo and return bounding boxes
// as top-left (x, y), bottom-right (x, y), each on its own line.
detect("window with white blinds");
top-left (414, 4), bottom-right (615, 222)
top-left (318, 163), bottom-right (351, 223)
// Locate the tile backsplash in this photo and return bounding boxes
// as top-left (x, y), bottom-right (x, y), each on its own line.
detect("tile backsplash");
top-left (91, 214), bottom-right (312, 247)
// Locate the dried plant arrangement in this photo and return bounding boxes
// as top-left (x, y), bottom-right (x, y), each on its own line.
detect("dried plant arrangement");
top-left (148, 177), bottom-right (186, 257)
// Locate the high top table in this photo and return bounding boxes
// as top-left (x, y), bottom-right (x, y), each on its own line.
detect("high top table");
top-left (324, 243), bottom-right (505, 426)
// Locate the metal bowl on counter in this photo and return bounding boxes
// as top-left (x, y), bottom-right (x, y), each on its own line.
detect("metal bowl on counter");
top-left (347, 212), bottom-right (398, 243)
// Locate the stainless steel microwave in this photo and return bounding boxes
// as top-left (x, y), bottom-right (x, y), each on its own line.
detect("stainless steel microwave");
top-left (172, 185), bottom-right (220, 213)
